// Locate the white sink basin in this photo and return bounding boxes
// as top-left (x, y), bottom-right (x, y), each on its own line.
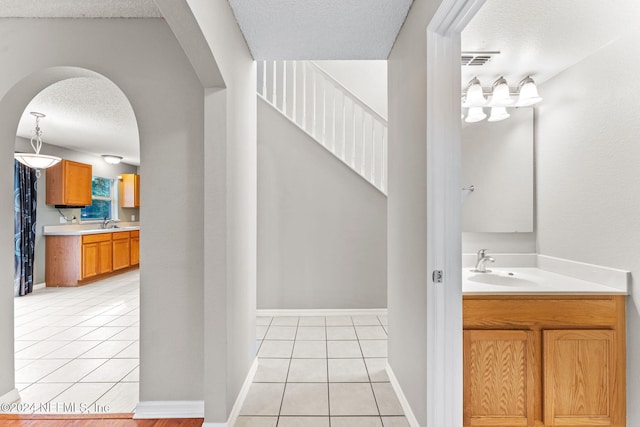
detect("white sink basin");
top-left (465, 269), bottom-right (537, 286)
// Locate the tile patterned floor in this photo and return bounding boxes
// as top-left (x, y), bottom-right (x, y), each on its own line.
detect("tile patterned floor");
top-left (237, 315), bottom-right (408, 427)
top-left (13, 271), bottom-right (140, 414)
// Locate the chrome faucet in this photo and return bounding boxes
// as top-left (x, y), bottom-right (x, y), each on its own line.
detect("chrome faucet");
top-left (473, 248), bottom-right (495, 273)
top-left (102, 217), bottom-right (116, 229)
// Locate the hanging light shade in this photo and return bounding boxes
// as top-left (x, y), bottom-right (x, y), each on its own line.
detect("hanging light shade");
top-left (516, 76), bottom-right (543, 106)
top-left (102, 155), bottom-right (123, 164)
top-left (14, 112), bottom-right (61, 170)
top-left (488, 76), bottom-right (513, 107)
top-left (488, 106), bottom-right (511, 122)
top-left (465, 107), bottom-right (486, 123)
top-left (462, 77), bottom-right (487, 108)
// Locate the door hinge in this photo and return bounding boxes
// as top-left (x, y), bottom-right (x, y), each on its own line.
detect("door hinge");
top-left (432, 270), bottom-right (443, 283)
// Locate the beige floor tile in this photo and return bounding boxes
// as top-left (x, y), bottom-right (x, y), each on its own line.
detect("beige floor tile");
top-left (16, 327), bottom-right (69, 341)
top-left (15, 359), bottom-right (72, 383)
top-left (40, 359), bottom-right (107, 383)
top-left (265, 326), bottom-right (297, 340)
top-left (328, 358), bottom-right (370, 382)
top-left (378, 315), bottom-right (388, 326)
top-left (80, 340), bottom-right (135, 359)
top-left (327, 340), bottom-right (362, 358)
top-left (355, 326), bottom-right (387, 340)
top-left (77, 315), bottom-right (120, 327)
top-left (287, 359), bottom-right (328, 382)
top-left (14, 340), bottom-right (38, 352)
top-left (52, 382), bottom-right (114, 409)
top-left (256, 325), bottom-right (269, 340)
top-left (365, 358), bottom-right (389, 382)
top-left (329, 383), bottom-right (378, 416)
top-left (122, 366), bottom-right (139, 382)
top-left (45, 341), bottom-right (101, 359)
top-left (239, 383), bottom-right (285, 416)
top-left (48, 327), bottom-right (99, 341)
top-left (298, 316), bottom-right (326, 326)
top-left (292, 341), bottom-right (327, 359)
top-left (277, 416), bottom-right (330, 427)
top-left (359, 340), bottom-right (387, 358)
top-left (352, 316), bottom-right (382, 326)
top-left (19, 382), bottom-right (73, 407)
top-left (271, 317), bottom-right (299, 326)
top-left (234, 416), bottom-right (277, 427)
top-left (94, 382), bottom-right (138, 413)
top-left (325, 316), bottom-right (353, 326)
top-left (104, 315), bottom-right (139, 327)
top-left (295, 327), bottom-right (326, 340)
top-left (331, 417), bottom-right (383, 427)
top-left (15, 341), bottom-right (68, 359)
top-left (79, 326), bottom-right (128, 341)
top-left (256, 316), bottom-right (273, 326)
top-left (258, 340), bottom-right (294, 358)
top-left (372, 383), bottom-right (404, 416)
top-left (80, 358), bottom-right (138, 382)
top-left (280, 383), bottom-right (329, 416)
top-left (326, 326), bottom-right (357, 340)
top-left (381, 416), bottom-right (410, 427)
top-left (115, 341), bottom-right (139, 358)
top-left (254, 358), bottom-right (290, 383)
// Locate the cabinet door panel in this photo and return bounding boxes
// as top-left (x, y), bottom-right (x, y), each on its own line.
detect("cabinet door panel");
top-left (112, 238), bottom-right (130, 270)
top-left (82, 243), bottom-right (99, 279)
top-left (544, 330), bottom-right (617, 426)
top-left (464, 330), bottom-right (535, 427)
top-left (130, 236), bottom-right (140, 266)
top-left (98, 240), bottom-right (113, 274)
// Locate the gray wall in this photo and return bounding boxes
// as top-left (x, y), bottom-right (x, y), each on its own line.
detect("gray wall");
top-left (387, 0), bottom-right (443, 424)
top-left (14, 137), bottom-right (139, 284)
top-left (0, 18), bottom-right (205, 405)
top-left (536, 28), bottom-right (640, 426)
top-left (257, 97), bottom-right (387, 310)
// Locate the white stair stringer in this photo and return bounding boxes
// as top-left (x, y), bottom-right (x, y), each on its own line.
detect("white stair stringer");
top-left (257, 60), bottom-right (387, 194)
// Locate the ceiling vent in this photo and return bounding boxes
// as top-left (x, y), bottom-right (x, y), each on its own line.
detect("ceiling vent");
top-left (461, 51), bottom-right (500, 66)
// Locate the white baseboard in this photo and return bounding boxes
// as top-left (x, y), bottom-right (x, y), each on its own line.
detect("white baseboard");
top-left (203, 358), bottom-right (259, 427)
top-left (386, 363), bottom-right (419, 427)
top-left (0, 388), bottom-right (20, 405)
top-left (257, 308), bottom-right (388, 317)
top-left (33, 282), bottom-right (46, 291)
top-left (133, 400), bottom-right (204, 419)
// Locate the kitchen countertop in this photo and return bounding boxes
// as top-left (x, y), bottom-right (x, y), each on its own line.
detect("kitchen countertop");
top-left (462, 267), bottom-right (628, 295)
top-left (43, 225), bottom-right (140, 236)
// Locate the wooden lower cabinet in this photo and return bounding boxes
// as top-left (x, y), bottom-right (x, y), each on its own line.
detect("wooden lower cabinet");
top-left (130, 230), bottom-right (140, 266)
top-left (81, 234), bottom-right (112, 279)
top-left (463, 295), bottom-right (625, 427)
top-left (112, 232), bottom-right (131, 270)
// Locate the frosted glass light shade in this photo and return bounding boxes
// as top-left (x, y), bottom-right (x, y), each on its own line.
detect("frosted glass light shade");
top-left (102, 155), bottom-right (123, 164)
top-left (488, 106), bottom-right (511, 122)
top-left (462, 78), bottom-right (486, 108)
top-left (14, 153), bottom-right (61, 169)
top-left (488, 78), bottom-right (513, 107)
top-left (516, 77), bottom-right (542, 106)
top-left (465, 107), bottom-right (486, 123)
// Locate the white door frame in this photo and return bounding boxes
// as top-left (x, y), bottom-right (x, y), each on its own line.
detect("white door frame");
top-left (425, 0), bottom-right (485, 426)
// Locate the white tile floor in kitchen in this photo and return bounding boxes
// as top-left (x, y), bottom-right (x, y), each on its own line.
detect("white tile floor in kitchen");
top-left (13, 270), bottom-right (139, 414)
top-left (239, 314), bottom-right (409, 427)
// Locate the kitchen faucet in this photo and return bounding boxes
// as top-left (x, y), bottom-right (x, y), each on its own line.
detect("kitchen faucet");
top-left (473, 248), bottom-right (495, 273)
top-left (102, 217), bottom-right (116, 229)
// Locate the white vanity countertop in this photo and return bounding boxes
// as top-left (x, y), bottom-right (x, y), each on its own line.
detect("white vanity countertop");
top-left (462, 267), bottom-right (628, 295)
top-left (43, 224), bottom-right (140, 236)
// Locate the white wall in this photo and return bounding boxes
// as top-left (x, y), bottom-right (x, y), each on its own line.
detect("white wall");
top-left (257, 97), bottom-right (387, 310)
top-left (14, 138), bottom-right (139, 285)
top-left (0, 18), bottom-right (205, 405)
top-left (314, 60), bottom-right (388, 119)
top-left (536, 28), bottom-right (640, 426)
top-left (387, 0), bottom-right (443, 424)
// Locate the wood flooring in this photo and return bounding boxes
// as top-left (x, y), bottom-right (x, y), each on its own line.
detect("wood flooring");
top-left (0, 414), bottom-right (203, 426)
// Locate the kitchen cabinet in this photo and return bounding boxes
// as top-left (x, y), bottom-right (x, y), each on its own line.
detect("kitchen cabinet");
top-left (130, 230), bottom-right (140, 266)
top-left (119, 173), bottom-right (140, 208)
top-left (46, 159), bottom-right (92, 207)
top-left (112, 231), bottom-right (131, 270)
top-left (81, 233), bottom-right (112, 279)
top-left (463, 295), bottom-right (625, 427)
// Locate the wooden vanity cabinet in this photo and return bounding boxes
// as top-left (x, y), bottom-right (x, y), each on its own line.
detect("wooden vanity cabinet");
top-left (463, 295), bottom-right (625, 427)
top-left (46, 159), bottom-right (92, 206)
top-left (119, 173), bottom-right (140, 208)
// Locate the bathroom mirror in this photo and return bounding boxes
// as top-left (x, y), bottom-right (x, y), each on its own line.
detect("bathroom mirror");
top-left (461, 107), bottom-right (533, 232)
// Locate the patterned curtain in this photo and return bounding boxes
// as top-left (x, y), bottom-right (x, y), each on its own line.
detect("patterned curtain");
top-left (14, 160), bottom-right (38, 297)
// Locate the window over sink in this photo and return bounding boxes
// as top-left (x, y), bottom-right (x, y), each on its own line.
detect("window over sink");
top-left (81, 176), bottom-right (117, 220)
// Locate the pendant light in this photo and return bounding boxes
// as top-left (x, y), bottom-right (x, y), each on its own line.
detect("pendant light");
top-left (465, 107), bottom-right (486, 123)
top-left (488, 76), bottom-right (513, 107)
top-left (488, 106), bottom-right (510, 122)
top-left (462, 77), bottom-right (487, 108)
top-left (516, 76), bottom-right (543, 106)
top-left (14, 112), bottom-right (61, 171)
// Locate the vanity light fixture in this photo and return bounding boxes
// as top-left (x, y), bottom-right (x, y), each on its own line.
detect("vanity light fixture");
top-left (462, 77), bottom-right (487, 108)
top-left (465, 106), bottom-right (487, 123)
top-left (488, 106), bottom-right (510, 122)
top-left (102, 155), bottom-right (123, 165)
top-left (488, 76), bottom-right (513, 107)
top-left (14, 112), bottom-right (61, 172)
top-left (516, 76), bottom-right (543, 106)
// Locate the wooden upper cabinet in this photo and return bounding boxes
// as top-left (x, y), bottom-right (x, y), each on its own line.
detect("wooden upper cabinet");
top-left (46, 160), bottom-right (92, 206)
top-left (119, 173), bottom-right (140, 208)
top-left (544, 330), bottom-right (620, 427)
top-left (464, 330), bottom-right (536, 427)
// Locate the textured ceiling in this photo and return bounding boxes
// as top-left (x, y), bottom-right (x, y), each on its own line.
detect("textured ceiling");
top-left (227, 0), bottom-right (413, 60)
top-left (16, 77), bottom-right (140, 165)
top-left (0, 0), bottom-right (161, 18)
top-left (461, 0), bottom-right (640, 89)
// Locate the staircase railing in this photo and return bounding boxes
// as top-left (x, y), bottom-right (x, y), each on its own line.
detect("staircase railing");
top-left (257, 60), bottom-right (388, 194)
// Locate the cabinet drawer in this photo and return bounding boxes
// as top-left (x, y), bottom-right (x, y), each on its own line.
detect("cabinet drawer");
top-left (112, 231), bottom-right (131, 240)
top-left (130, 230), bottom-right (139, 238)
top-left (82, 233), bottom-right (112, 244)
